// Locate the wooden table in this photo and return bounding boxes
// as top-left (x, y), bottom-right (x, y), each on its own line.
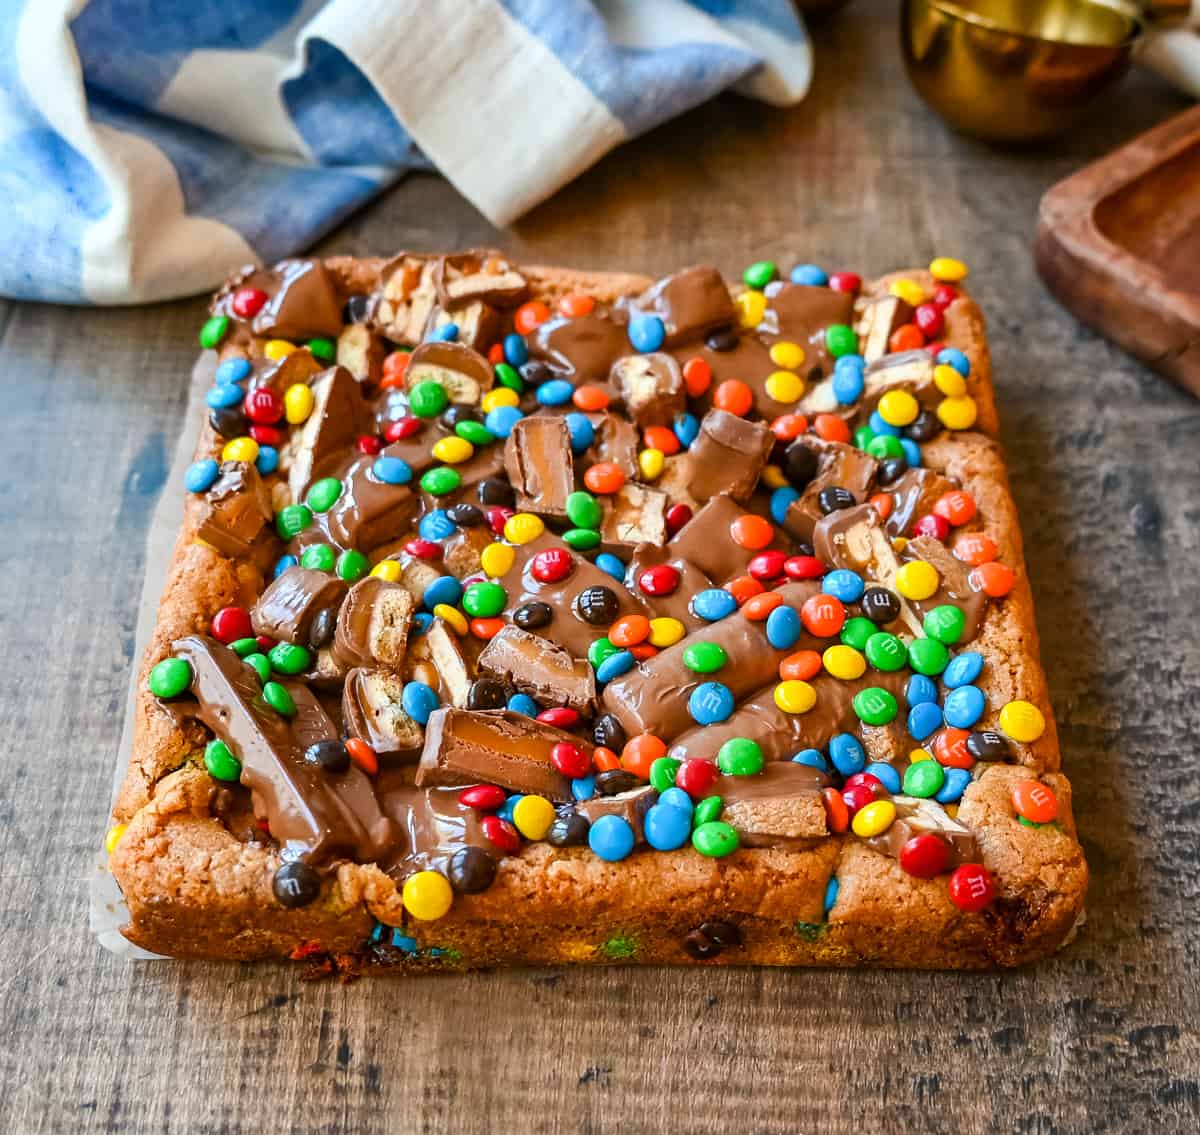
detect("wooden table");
top-left (3, 5), bottom-right (1198, 1132)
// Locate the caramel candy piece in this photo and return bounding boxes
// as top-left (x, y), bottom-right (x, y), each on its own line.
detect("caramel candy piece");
top-left (173, 636), bottom-right (397, 863)
top-left (633, 265), bottom-right (736, 346)
top-left (600, 483), bottom-right (668, 551)
top-left (478, 625), bottom-right (597, 711)
top-left (405, 340), bottom-right (494, 405)
top-left (254, 347), bottom-right (327, 396)
top-left (336, 324), bottom-right (386, 383)
top-left (251, 567), bottom-right (348, 646)
top-left (609, 352), bottom-right (685, 428)
top-left (504, 415), bottom-right (574, 517)
top-left (414, 708), bottom-right (577, 801)
top-left (252, 259), bottom-right (344, 341)
top-left (195, 461), bottom-right (273, 559)
top-left (343, 668), bottom-right (425, 757)
top-left (332, 577), bottom-right (415, 671)
top-left (856, 295), bottom-right (914, 362)
top-left (577, 786), bottom-right (658, 841)
top-left (682, 410), bottom-right (774, 503)
top-left (717, 763), bottom-right (829, 847)
top-left (284, 366), bottom-right (364, 501)
top-left (434, 250), bottom-right (528, 309)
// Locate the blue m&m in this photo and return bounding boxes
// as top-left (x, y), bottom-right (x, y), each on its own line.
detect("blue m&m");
top-left (401, 681), bottom-right (440, 725)
top-left (503, 333), bottom-right (528, 367)
top-left (508, 693), bottom-right (538, 716)
top-left (864, 761), bottom-right (901, 794)
top-left (691, 588), bottom-right (738, 622)
top-left (589, 814), bottom-right (636, 861)
top-left (766, 604), bottom-right (802, 650)
top-left (943, 651), bottom-right (984, 688)
top-left (907, 701), bottom-right (944, 741)
top-left (791, 263), bottom-right (828, 286)
top-left (207, 383), bottom-right (243, 409)
top-left (906, 673), bottom-right (939, 706)
top-left (536, 379), bottom-right (574, 406)
top-left (771, 486), bottom-right (800, 523)
top-left (628, 314), bottom-right (665, 353)
top-left (829, 732), bottom-right (866, 776)
top-left (793, 748), bottom-right (829, 772)
top-left (373, 455), bottom-right (413, 484)
top-left (943, 684), bottom-right (986, 728)
top-left (565, 412), bottom-right (595, 452)
top-left (644, 803), bottom-right (691, 851)
top-left (936, 766), bottom-right (971, 804)
top-left (936, 347), bottom-right (971, 376)
top-left (419, 509), bottom-right (456, 541)
top-left (424, 575), bottom-right (463, 610)
top-left (215, 357), bottom-right (251, 385)
top-left (689, 681), bottom-right (735, 725)
top-left (485, 405), bottom-right (523, 438)
top-left (823, 569), bottom-right (865, 603)
top-left (184, 458), bottom-right (219, 493)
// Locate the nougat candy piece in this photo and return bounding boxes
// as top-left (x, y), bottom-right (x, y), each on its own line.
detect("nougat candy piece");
top-left (283, 366), bottom-right (364, 501)
top-left (251, 566), bottom-right (348, 646)
top-left (410, 619), bottom-right (474, 708)
top-left (434, 250), bottom-right (528, 309)
top-left (478, 625), bottom-right (597, 711)
top-left (601, 483), bottom-right (668, 551)
top-left (342, 667), bottom-right (425, 757)
top-left (609, 352), bottom-right (685, 428)
top-left (195, 461), bottom-right (274, 559)
top-left (332, 577), bottom-right (415, 671)
top-left (504, 415), bottom-right (574, 518)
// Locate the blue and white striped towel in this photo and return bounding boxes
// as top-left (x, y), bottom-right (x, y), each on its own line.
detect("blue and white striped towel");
top-left (0, 0), bottom-right (810, 305)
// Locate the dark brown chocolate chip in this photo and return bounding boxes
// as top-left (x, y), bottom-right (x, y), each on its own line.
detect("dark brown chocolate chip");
top-left (448, 846), bottom-right (497, 894)
top-left (877, 456), bottom-right (908, 486)
top-left (467, 677), bottom-right (510, 711)
top-left (520, 360), bottom-right (552, 386)
top-left (547, 812), bottom-right (591, 847)
top-left (903, 409), bottom-right (941, 443)
top-left (595, 769), bottom-right (640, 796)
top-left (273, 861), bottom-right (321, 908)
top-left (818, 486), bottom-right (856, 514)
top-left (593, 713), bottom-right (627, 753)
top-left (683, 929), bottom-right (721, 959)
top-left (700, 920), bottom-right (742, 947)
top-left (447, 502), bottom-right (485, 527)
top-left (343, 294), bottom-right (371, 323)
top-left (209, 406), bottom-right (247, 439)
top-left (575, 585), bottom-right (620, 626)
top-left (794, 541), bottom-right (815, 558)
top-left (442, 405), bottom-right (482, 428)
top-left (513, 601), bottom-right (553, 630)
top-left (861, 586), bottom-right (902, 625)
top-left (478, 478), bottom-right (516, 507)
top-left (308, 607), bottom-right (338, 649)
top-left (783, 440), bottom-right (819, 488)
top-left (304, 740), bottom-right (350, 774)
top-left (967, 730), bottom-right (1012, 762)
top-left (705, 327), bottom-right (738, 352)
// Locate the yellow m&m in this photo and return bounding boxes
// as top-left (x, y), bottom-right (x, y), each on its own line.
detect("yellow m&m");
top-left (852, 800), bottom-right (896, 838)
top-left (432, 436), bottom-right (474, 464)
top-left (480, 542), bottom-right (516, 578)
top-left (370, 560), bottom-right (401, 582)
top-left (512, 795), bottom-right (556, 841)
top-left (929, 257), bottom-right (968, 282)
top-left (769, 340), bottom-right (805, 370)
top-left (104, 824), bottom-right (127, 856)
top-left (765, 370), bottom-right (805, 404)
top-left (638, 448), bottom-right (665, 481)
top-left (894, 560), bottom-right (940, 600)
top-left (823, 644), bottom-right (867, 681)
top-left (433, 604), bottom-right (468, 635)
top-left (735, 289), bottom-right (767, 329)
top-left (889, 278), bottom-right (927, 306)
top-left (937, 395), bottom-right (978, 431)
top-left (648, 617), bottom-right (685, 647)
top-left (402, 870), bottom-right (453, 921)
top-left (774, 679), bottom-right (817, 714)
top-left (999, 699), bottom-right (1046, 743)
top-left (877, 389), bottom-right (920, 428)
top-left (263, 339), bottom-right (297, 360)
top-left (503, 512), bottom-right (544, 545)
top-left (222, 437), bottom-right (259, 463)
top-left (284, 382), bottom-right (314, 424)
top-left (934, 364), bottom-right (967, 397)
top-left (482, 387), bottom-right (519, 413)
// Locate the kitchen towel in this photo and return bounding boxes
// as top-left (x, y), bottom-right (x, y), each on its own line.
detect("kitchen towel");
top-left (0, 0), bottom-right (811, 305)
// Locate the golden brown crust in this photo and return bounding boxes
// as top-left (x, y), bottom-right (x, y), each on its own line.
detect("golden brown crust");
top-left (108, 259), bottom-right (1087, 969)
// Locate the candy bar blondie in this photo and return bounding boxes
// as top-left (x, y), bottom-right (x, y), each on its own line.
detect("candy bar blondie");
top-left (107, 250), bottom-right (1088, 970)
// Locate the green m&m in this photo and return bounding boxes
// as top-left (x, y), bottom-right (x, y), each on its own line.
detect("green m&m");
top-left (825, 323), bottom-right (857, 358)
top-left (408, 380), bottom-right (449, 418)
top-left (199, 315), bottom-right (229, 349)
top-left (300, 544), bottom-right (335, 572)
top-left (462, 581), bottom-right (507, 618)
top-left (262, 681), bottom-right (296, 717)
top-left (204, 739), bottom-right (242, 782)
top-left (269, 642), bottom-right (311, 675)
top-left (840, 616), bottom-right (875, 652)
top-left (494, 362), bottom-right (524, 392)
top-left (717, 737), bottom-right (764, 777)
top-left (902, 759), bottom-right (945, 798)
top-left (682, 641), bottom-right (726, 674)
top-left (924, 604), bottom-right (966, 645)
top-left (742, 260), bottom-right (777, 290)
top-left (420, 466), bottom-right (462, 496)
top-left (565, 491), bottom-right (602, 530)
top-left (693, 795), bottom-right (723, 827)
top-left (276, 504), bottom-right (313, 539)
top-left (562, 527), bottom-right (601, 551)
top-left (148, 657), bottom-right (191, 699)
top-left (243, 652), bottom-right (271, 683)
top-left (649, 757), bottom-right (682, 793)
top-left (853, 686), bottom-right (898, 726)
top-left (305, 478), bottom-right (342, 513)
top-left (455, 420), bottom-right (494, 446)
top-left (336, 549), bottom-right (369, 581)
top-left (692, 820), bottom-right (739, 858)
top-left (864, 631), bottom-right (907, 672)
top-left (307, 336), bottom-right (335, 362)
top-left (908, 636), bottom-right (950, 676)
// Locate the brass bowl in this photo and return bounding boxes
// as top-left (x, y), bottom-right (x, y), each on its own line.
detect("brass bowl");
top-left (901, 0), bottom-right (1144, 142)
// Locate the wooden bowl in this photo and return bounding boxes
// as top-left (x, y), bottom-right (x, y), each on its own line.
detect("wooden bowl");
top-left (901, 0), bottom-right (1143, 142)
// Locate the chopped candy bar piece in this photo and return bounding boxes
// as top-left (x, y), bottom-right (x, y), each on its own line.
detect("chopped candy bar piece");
top-left (504, 415), bottom-right (575, 517)
top-left (577, 786), bottom-right (658, 841)
top-left (251, 567), bottom-right (348, 646)
top-left (332, 576), bottom-right (415, 671)
top-left (609, 352), bottom-right (685, 427)
top-left (478, 625), bottom-right (597, 711)
top-left (342, 667), bottom-right (426, 757)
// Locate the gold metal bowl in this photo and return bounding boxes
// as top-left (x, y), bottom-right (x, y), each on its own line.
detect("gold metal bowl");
top-left (901, 0), bottom-right (1144, 141)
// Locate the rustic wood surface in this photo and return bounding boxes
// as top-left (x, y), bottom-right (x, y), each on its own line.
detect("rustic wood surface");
top-left (1, 5), bottom-right (1197, 1132)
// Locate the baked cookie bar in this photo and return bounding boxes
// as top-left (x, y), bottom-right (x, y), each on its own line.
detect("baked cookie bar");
top-left (107, 250), bottom-right (1087, 970)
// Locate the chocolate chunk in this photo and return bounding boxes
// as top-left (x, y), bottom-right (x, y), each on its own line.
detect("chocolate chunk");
top-left (255, 345), bottom-right (327, 397)
top-left (274, 861), bottom-right (322, 908)
top-left (332, 577), bottom-right (415, 671)
top-left (342, 668), bottom-right (425, 757)
top-left (609, 352), bottom-right (685, 428)
top-left (252, 259), bottom-right (344, 341)
top-left (681, 410), bottom-right (774, 503)
top-left (309, 452), bottom-right (418, 554)
top-left (477, 625), bottom-right (597, 711)
top-left (548, 812), bottom-right (591, 847)
top-left (715, 763), bottom-right (829, 847)
top-left (856, 295), bottom-right (914, 362)
top-left (284, 366), bottom-right (365, 501)
top-left (587, 413), bottom-right (640, 480)
top-left (414, 708), bottom-right (579, 802)
top-left (601, 483), bottom-right (668, 551)
top-left (884, 466), bottom-right (956, 537)
top-left (760, 283), bottom-right (854, 377)
top-left (195, 461), bottom-right (274, 559)
top-left (503, 415), bottom-right (574, 517)
top-left (633, 265), bottom-right (736, 346)
top-left (528, 309), bottom-right (630, 384)
top-left (434, 250), bottom-right (528, 310)
top-left (447, 845), bottom-right (498, 893)
top-left (252, 567), bottom-right (348, 645)
top-left (664, 494), bottom-right (777, 585)
top-left (173, 636), bottom-right (397, 863)
top-left (405, 340), bottom-right (494, 405)
top-left (594, 769), bottom-right (641, 796)
top-left (577, 785), bottom-right (657, 841)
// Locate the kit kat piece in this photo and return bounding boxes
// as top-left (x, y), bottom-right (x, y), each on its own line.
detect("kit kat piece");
top-left (717, 763), bottom-right (830, 847)
top-left (504, 415), bottom-right (574, 518)
top-left (414, 708), bottom-right (578, 801)
top-left (477, 625), bottom-right (596, 711)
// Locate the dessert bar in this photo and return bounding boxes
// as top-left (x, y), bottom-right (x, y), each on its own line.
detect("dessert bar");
top-left (107, 250), bottom-right (1088, 970)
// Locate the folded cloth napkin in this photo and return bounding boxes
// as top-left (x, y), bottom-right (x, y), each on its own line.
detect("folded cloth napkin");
top-left (0, 0), bottom-right (810, 305)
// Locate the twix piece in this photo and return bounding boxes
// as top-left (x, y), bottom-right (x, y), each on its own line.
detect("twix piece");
top-left (478, 625), bottom-right (597, 711)
top-left (504, 415), bottom-right (574, 517)
top-left (414, 708), bottom-right (578, 801)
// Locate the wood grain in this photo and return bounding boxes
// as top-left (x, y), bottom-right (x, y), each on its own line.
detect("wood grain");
top-left (1, 4), bottom-right (1198, 1132)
